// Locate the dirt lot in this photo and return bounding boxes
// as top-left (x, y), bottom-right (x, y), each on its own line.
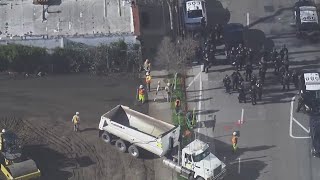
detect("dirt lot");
top-left (0, 73), bottom-right (156, 180)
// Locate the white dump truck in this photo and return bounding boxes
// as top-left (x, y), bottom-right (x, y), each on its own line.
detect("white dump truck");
top-left (98, 105), bottom-right (226, 180)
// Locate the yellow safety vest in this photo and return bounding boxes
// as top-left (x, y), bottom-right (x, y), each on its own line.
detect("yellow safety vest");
top-left (72, 115), bottom-right (80, 124)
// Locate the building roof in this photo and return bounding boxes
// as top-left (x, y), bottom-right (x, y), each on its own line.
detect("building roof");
top-left (0, 0), bottom-right (140, 37)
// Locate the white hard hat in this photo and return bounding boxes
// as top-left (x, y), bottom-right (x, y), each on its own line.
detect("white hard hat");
top-left (167, 83), bottom-right (170, 86)
top-left (2, 129), bottom-right (5, 133)
top-left (139, 85), bottom-right (144, 89)
top-left (76, 112), bottom-right (79, 115)
top-left (158, 81), bottom-right (160, 84)
top-left (233, 131), bottom-right (237, 136)
top-left (146, 72), bottom-right (150, 76)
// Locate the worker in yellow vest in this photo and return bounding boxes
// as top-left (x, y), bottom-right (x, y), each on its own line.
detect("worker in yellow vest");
top-left (231, 131), bottom-right (238, 153)
top-left (72, 112), bottom-right (80, 132)
top-left (145, 72), bottom-right (152, 92)
top-left (138, 85), bottom-right (146, 104)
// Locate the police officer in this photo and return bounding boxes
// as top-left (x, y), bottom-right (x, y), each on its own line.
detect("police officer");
top-left (296, 91), bottom-right (306, 112)
top-left (250, 85), bottom-right (257, 105)
top-left (202, 57), bottom-right (210, 73)
top-left (245, 62), bottom-right (253, 81)
top-left (271, 48), bottom-right (278, 62)
top-left (238, 85), bottom-right (246, 103)
top-left (280, 44), bottom-right (289, 60)
top-left (291, 70), bottom-right (299, 89)
top-left (223, 75), bottom-right (232, 94)
top-left (246, 48), bottom-right (254, 64)
top-left (228, 47), bottom-right (236, 64)
top-left (259, 67), bottom-right (266, 84)
top-left (256, 79), bottom-right (263, 101)
top-left (283, 56), bottom-right (289, 72)
top-left (250, 75), bottom-right (257, 86)
top-left (282, 72), bottom-right (290, 91)
top-left (231, 71), bottom-right (239, 90)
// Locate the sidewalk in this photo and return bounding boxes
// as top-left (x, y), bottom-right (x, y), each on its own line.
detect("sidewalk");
top-left (146, 69), bottom-right (177, 180)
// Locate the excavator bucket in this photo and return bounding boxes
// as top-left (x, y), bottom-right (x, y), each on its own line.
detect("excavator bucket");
top-left (1, 159), bottom-right (40, 180)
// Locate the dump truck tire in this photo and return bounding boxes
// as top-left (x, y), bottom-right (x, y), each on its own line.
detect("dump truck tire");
top-left (115, 139), bottom-right (127, 153)
top-left (196, 177), bottom-right (205, 180)
top-left (101, 131), bottom-right (112, 143)
top-left (128, 145), bottom-right (139, 158)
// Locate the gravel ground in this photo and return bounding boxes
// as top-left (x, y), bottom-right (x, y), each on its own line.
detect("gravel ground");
top-left (0, 73), bottom-right (156, 180)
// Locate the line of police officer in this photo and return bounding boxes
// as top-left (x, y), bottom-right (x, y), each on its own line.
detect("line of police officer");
top-left (221, 43), bottom-right (300, 105)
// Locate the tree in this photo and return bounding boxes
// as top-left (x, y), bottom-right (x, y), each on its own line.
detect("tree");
top-left (156, 36), bottom-right (199, 74)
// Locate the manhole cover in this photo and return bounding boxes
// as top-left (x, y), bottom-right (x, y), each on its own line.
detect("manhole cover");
top-left (264, 6), bottom-right (275, 12)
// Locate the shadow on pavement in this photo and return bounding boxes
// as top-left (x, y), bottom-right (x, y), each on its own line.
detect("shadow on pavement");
top-left (188, 97), bottom-right (212, 103)
top-left (248, 7), bottom-right (292, 28)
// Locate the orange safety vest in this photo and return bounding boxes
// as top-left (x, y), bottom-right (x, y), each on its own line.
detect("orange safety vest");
top-left (139, 89), bottom-right (145, 95)
top-left (146, 75), bottom-right (151, 84)
top-left (175, 99), bottom-right (181, 107)
top-left (232, 136), bottom-right (238, 144)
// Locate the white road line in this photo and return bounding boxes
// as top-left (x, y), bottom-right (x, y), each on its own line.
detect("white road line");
top-left (197, 72), bottom-right (202, 134)
top-left (289, 96), bottom-right (311, 139)
top-left (186, 72), bottom-right (201, 90)
top-left (293, 118), bottom-right (310, 133)
top-left (238, 158), bottom-right (241, 174)
top-left (241, 108), bottom-right (244, 123)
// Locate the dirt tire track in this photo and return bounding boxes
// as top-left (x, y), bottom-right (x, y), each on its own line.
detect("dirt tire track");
top-left (23, 118), bottom-right (104, 180)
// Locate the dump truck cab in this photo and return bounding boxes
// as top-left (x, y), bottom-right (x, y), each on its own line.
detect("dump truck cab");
top-left (301, 73), bottom-right (320, 114)
top-left (183, 0), bottom-right (207, 31)
top-left (181, 139), bottom-right (226, 180)
top-left (294, 0), bottom-right (320, 39)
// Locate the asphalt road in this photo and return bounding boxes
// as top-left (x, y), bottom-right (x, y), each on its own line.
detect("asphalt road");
top-left (186, 0), bottom-right (320, 179)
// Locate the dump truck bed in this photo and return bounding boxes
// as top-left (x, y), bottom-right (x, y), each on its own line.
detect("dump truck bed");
top-left (99, 105), bottom-right (180, 157)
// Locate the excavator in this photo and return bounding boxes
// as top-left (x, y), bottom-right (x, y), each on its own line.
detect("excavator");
top-left (0, 129), bottom-right (40, 180)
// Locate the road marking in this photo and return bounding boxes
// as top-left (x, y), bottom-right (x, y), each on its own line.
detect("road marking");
top-left (186, 71), bottom-right (201, 90)
top-left (197, 72), bottom-right (202, 134)
top-left (241, 108), bottom-right (244, 124)
top-left (292, 118), bottom-right (310, 133)
top-left (238, 158), bottom-right (241, 174)
top-left (246, 13), bottom-right (249, 26)
top-left (289, 96), bottom-right (311, 139)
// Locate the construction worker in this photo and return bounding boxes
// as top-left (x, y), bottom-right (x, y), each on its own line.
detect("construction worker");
top-left (145, 72), bottom-right (152, 92)
top-left (154, 81), bottom-right (161, 102)
top-left (175, 97), bottom-right (181, 115)
top-left (72, 112), bottom-right (80, 132)
top-left (144, 59), bottom-right (151, 72)
top-left (231, 131), bottom-right (238, 153)
top-left (165, 83), bottom-right (171, 102)
top-left (138, 85), bottom-right (146, 104)
top-left (0, 129), bottom-right (5, 151)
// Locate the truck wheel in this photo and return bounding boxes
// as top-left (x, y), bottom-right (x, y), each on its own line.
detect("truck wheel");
top-left (115, 139), bottom-right (127, 153)
top-left (101, 132), bottom-right (112, 143)
top-left (128, 145), bottom-right (140, 158)
top-left (196, 177), bottom-right (205, 180)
